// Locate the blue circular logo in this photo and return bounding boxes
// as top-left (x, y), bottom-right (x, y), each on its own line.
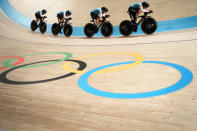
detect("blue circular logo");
top-left (78, 61), bottom-right (193, 99)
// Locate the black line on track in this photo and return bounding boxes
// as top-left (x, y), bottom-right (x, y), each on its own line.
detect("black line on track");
top-left (0, 59), bottom-right (87, 85)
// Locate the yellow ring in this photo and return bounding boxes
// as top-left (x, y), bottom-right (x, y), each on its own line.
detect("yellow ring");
top-left (63, 52), bottom-right (144, 74)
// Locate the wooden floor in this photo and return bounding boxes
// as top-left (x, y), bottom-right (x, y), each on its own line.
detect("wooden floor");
top-left (0, 0), bottom-right (197, 131)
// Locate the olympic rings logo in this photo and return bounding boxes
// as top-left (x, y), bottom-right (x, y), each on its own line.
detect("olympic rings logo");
top-left (0, 52), bottom-right (193, 99)
top-left (63, 52), bottom-right (144, 74)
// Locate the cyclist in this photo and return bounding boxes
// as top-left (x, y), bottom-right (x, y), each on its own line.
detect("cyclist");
top-left (35, 9), bottom-right (47, 23)
top-left (57, 10), bottom-right (72, 33)
top-left (128, 1), bottom-right (152, 31)
top-left (57, 10), bottom-right (71, 27)
top-left (90, 6), bottom-right (108, 27)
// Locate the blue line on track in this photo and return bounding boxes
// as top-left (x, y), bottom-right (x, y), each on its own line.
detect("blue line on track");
top-left (78, 61), bottom-right (193, 99)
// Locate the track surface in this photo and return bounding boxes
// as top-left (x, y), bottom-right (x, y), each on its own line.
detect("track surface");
top-left (0, 0), bottom-right (197, 131)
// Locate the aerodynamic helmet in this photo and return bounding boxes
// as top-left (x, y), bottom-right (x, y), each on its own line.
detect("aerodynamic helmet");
top-left (65, 10), bottom-right (71, 16)
top-left (142, 2), bottom-right (149, 8)
top-left (42, 9), bottom-right (47, 15)
top-left (101, 6), bottom-right (108, 12)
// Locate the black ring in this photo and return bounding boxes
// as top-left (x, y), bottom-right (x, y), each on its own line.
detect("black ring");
top-left (0, 59), bottom-right (86, 85)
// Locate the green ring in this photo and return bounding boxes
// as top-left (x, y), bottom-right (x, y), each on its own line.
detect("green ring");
top-left (3, 52), bottom-right (72, 68)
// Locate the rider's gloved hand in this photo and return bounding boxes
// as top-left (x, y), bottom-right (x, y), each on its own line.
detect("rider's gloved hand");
top-left (67, 17), bottom-right (72, 20)
top-left (144, 12), bottom-right (148, 15)
top-left (149, 10), bottom-right (153, 13)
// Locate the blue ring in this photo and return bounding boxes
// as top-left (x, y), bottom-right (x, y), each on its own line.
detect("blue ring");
top-left (78, 61), bottom-right (193, 99)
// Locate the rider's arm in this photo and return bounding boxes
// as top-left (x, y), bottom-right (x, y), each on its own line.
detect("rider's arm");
top-left (64, 14), bottom-right (68, 19)
top-left (40, 12), bottom-right (46, 18)
top-left (99, 11), bottom-right (103, 17)
top-left (100, 11), bottom-right (106, 18)
top-left (139, 5), bottom-right (147, 13)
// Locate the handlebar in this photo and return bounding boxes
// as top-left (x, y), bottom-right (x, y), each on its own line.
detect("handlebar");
top-left (105, 15), bottom-right (110, 18)
top-left (102, 15), bottom-right (110, 19)
top-left (63, 17), bottom-right (72, 24)
top-left (41, 16), bottom-right (47, 22)
top-left (65, 17), bottom-right (72, 21)
top-left (101, 15), bottom-right (110, 22)
top-left (90, 15), bottom-right (110, 23)
top-left (144, 11), bottom-right (152, 15)
top-left (138, 11), bottom-right (153, 18)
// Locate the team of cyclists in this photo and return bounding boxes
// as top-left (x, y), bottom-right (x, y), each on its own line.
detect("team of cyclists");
top-left (34, 1), bottom-right (152, 33)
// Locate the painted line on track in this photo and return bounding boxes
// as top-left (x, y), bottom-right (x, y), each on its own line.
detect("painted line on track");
top-left (63, 52), bottom-right (144, 74)
top-left (3, 52), bottom-right (72, 68)
top-left (78, 61), bottom-right (193, 99)
top-left (0, 59), bottom-right (87, 85)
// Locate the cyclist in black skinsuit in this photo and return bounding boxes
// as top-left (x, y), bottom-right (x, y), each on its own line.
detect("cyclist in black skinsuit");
top-left (35, 9), bottom-right (47, 23)
top-left (57, 10), bottom-right (71, 33)
top-left (90, 7), bottom-right (108, 27)
top-left (128, 1), bottom-right (152, 32)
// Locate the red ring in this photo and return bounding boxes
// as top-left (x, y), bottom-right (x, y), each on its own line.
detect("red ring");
top-left (0, 56), bottom-right (25, 70)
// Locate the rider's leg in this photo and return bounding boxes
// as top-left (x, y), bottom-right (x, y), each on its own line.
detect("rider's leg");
top-left (35, 13), bottom-right (41, 23)
top-left (135, 10), bottom-right (142, 22)
top-left (131, 11), bottom-right (137, 24)
top-left (96, 17), bottom-right (100, 27)
top-left (90, 12), bottom-right (95, 22)
top-left (59, 17), bottom-right (64, 34)
top-left (35, 18), bottom-right (40, 23)
top-left (60, 17), bottom-right (64, 27)
top-left (129, 7), bottom-right (137, 23)
top-left (131, 11), bottom-right (138, 32)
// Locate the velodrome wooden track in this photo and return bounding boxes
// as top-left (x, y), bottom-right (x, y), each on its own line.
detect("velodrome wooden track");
top-left (0, 0), bottom-right (197, 131)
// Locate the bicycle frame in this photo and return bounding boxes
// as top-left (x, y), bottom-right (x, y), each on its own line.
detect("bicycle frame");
top-left (64, 17), bottom-right (72, 25)
top-left (128, 12), bottom-right (151, 26)
top-left (38, 17), bottom-right (47, 26)
top-left (58, 17), bottom-right (72, 29)
top-left (91, 15), bottom-right (110, 28)
top-left (136, 13), bottom-right (149, 26)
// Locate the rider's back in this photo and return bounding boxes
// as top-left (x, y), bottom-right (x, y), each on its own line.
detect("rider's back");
top-left (130, 3), bottom-right (141, 10)
top-left (92, 8), bottom-right (102, 14)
